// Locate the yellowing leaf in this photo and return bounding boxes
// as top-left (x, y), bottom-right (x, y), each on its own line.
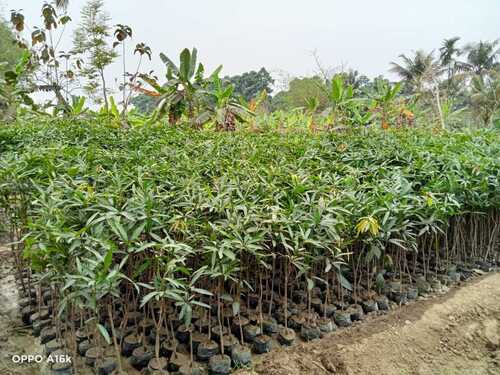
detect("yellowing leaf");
top-left (355, 216), bottom-right (380, 236)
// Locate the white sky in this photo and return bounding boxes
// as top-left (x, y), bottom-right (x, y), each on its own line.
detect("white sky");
top-left (2, 0), bottom-right (499, 90)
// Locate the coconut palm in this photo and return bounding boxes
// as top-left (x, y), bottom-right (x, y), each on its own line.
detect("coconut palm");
top-left (390, 50), bottom-right (440, 94)
top-left (440, 37), bottom-right (461, 67)
top-left (469, 71), bottom-right (500, 127)
top-left (439, 37), bottom-right (461, 86)
top-left (391, 50), bottom-right (446, 127)
top-left (459, 40), bottom-right (500, 76)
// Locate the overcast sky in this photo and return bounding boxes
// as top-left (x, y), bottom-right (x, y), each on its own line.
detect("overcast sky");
top-left (2, 0), bottom-right (499, 89)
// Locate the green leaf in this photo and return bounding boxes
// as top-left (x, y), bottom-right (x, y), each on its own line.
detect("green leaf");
top-left (339, 273), bottom-right (353, 291)
top-left (160, 53), bottom-right (179, 75)
top-left (189, 48), bottom-right (198, 78)
top-left (183, 304), bottom-right (192, 326)
top-left (211, 65), bottom-right (223, 79)
top-left (102, 247), bottom-right (114, 273)
top-left (325, 259), bottom-right (332, 273)
top-left (97, 324), bottom-right (111, 345)
top-left (109, 96), bottom-right (119, 117)
top-left (132, 259), bottom-right (151, 279)
top-left (130, 222), bottom-right (146, 241)
top-left (192, 300), bottom-right (211, 309)
top-left (139, 74), bottom-right (163, 93)
top-left (107, 217), bottom-right (128, 242)
top-left (141, 291), bottom-right (158, 307)
top-left (331, 76), bottom-right (343, 103)
top-left (179, 48), bottom-right (191, 80)
top-left (192, 287), bottom-right (213, 296)
top-left (60, 15), bottom-right (71, 25)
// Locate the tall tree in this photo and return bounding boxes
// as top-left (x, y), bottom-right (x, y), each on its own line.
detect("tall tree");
top-left (390, 50), bottom-right (440, 94)
top-left (271, 76), bottom-right (328, 111)
top-left (73, 0), bottom-right (117, 108)
top-left (0, 19), bottom-right (23, 74)
top-left (224, 68), bottom-right (274, 102)
top-left (459, 40), bottom-right (500, 76)
top-left (439, 37), bottom-right (461, 82)
top-left (391, 50), bottom-right (445, 128)
top-left (469, 71), bottom-right (500, 127)
top-left (338, 69), bottom-right (370, 93)
top-left (130, 91), bottom-right (157, 114)
top-left (440, 37), bottom-right (461, 68)
top-left (438, 37), bottom-right (463, 98)
top-left (10, 4), bottom-right (75, 111)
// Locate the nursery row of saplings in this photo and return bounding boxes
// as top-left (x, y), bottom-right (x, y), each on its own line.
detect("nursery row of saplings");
top-left (0, 121), bottom-right (498, 375)
top-left (10, 208), bottom-right (499, 375)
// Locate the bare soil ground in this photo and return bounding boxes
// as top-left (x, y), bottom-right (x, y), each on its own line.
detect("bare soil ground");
top-left (1, 244), bottom-right (499, 375)
top-left (239, 273), bottom-right (500, 375)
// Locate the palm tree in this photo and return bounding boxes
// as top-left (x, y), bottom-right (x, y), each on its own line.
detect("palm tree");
top-left (469, 71), bottom-right (500, 127)
top-left (439, 37), bottom-right (461, 83)
top-left (390, 50), bottom-right (440, 93)
top-left (440, 37), bottom-right (461, 66)
top-left (391, 50), bottom-right (446, 128)
top-left (459, 40), bottom-right (500, 76)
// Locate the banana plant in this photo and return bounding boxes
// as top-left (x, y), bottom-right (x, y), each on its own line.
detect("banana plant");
top-left (322, 75), bottom-right (356, 128)
top-left (53, 95), bottom-right (87, 117)
top-left (140, 48), bottom-right (222, 126)
top-left (196, 73), bottom-right (254, 130)
top-left (369, 80), bottom-right (402, 129)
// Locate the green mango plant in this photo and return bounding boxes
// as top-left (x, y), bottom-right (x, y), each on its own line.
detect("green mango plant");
top-left (0, 118), bottom-right (498, 375)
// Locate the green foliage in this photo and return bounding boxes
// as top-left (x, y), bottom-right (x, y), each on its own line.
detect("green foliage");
top-left (0, 116), bottom-right (498, 358)
top-left (1, 50), bottom-right (37, 121)
top-left (336, 69), bottom-right (371, 95)
top-left (140, 47), bottom-right (208, 123)
top-left (8, 4), bottom-right (79, 111)
top-left (1, 6), bottom-right (499, 358)
top-left (460, 40), bottom-right (499, 76)
top-left (470, 72), bottom-right (500, 126)
top-left (224, 67), bottom-right (274, 102)
top-left (369, 80), bottom-right (402, 128)
top-left (140, 47), bottom-right (245, 127)
top-left (130, 91), bottom-right (157, 114)
top-left (272, 76), bottom-right (329, 111)
top-left (1, 120), bottom-right (498, 279)
top-left (198, 72), bottom-right (254, 130)
top-left (390, 50), bottom-right (441, 94)
top-left (0, 20), bottom-right (23, 75)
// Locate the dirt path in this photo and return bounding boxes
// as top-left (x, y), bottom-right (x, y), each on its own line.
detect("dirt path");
top-left (242, 273), bottom-right (500, 375)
